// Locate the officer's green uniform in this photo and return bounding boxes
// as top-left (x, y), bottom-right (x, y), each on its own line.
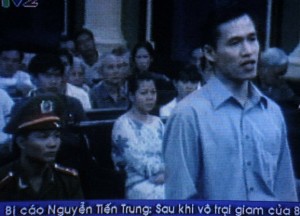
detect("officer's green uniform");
top-left (0, 161), bottom-right (83, 200)
top-left (0, 94), bottom-right (84, 200)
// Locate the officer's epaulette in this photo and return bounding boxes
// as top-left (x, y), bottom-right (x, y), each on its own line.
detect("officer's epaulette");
top-left (0, 171), bottom-right (15, 189)
top-left (54, 163), bottom-right (78, 177)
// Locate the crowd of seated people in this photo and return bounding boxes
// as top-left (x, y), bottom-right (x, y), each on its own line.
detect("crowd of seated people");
top-left (0, 24), bottom-right (300, 200)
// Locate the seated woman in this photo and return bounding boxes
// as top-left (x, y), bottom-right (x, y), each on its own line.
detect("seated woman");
top-left (131, 41), bottom-right (175, 109)
top-left (111, 73), bottom-right (165, 199)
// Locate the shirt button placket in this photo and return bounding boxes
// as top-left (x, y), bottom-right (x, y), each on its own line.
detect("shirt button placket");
top-left (242, 114), bottom-right (254, 198)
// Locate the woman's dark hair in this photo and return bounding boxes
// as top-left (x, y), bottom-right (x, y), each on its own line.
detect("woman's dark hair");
top-left (128, 72), bottom-right (156, 95)
top-left (131, 41), bottom-right (155, 63)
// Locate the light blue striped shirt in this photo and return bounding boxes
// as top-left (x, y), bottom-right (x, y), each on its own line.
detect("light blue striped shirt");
top-left (163, 76), bottom-right (298, 201)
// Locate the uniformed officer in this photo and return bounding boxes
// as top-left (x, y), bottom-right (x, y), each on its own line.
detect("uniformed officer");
top-left (0, 94), bottom-right (84, 200)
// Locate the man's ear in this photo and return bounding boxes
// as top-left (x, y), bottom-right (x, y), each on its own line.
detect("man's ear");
top-left (204, 45), bottom-right (216, 63)
top-left (16, 136), bottom-right (26, 150)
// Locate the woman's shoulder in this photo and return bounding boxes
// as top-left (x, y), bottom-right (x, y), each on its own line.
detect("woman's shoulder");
top-left (114, 112), bottom-right (132, 128)
top-left (149, 115), bottom-right (164, 127)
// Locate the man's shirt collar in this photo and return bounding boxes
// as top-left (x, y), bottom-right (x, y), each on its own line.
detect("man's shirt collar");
top-left (206, 76), bottom-right (268, 110)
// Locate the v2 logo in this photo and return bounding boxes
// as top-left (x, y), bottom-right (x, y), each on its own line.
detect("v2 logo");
top-left (1, 0), bottom-right (38, 8)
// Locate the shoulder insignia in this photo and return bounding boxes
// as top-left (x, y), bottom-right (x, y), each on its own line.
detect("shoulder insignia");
top-left (0, 171), bottom-right (15, 189)
top-left (54, 163), bottom-right (78, 177)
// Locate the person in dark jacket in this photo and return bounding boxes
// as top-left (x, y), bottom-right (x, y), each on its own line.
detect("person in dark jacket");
top-left (0, 94), bottom-right (83, 200)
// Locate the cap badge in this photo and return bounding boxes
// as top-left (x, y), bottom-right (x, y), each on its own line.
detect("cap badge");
top-left (40, 100), bottom-right (54, 114)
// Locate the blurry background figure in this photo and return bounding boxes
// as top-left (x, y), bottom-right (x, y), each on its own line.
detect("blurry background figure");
top-left (90, 53), bottom-right (129, 109)
top-left (132, 41), bottom-right (168, 81)
top-left (66, 61), bottom-right (90, 93)
top-left (58, 49), bottom-right (73, 75)
top-left (58, 50), bottom-right (91, 110)
top-left (190, 47), bottom-right (213, 85)
top-left (0, 49), bottom-right (34, 98)
top-left (190, 47), bottom-right (204, 72)
top-left (0, 89), bottom-right (14, 166)
top-left (258, 47), bottom-right (298, 103)
top-left (131, 41), bottom-right (175, 110)
top-left (112, 46), bottom-right (132, 99)
top-left (75, 28), bottom-right (102, 87)
top-left (258, 47), bottom-right (300, 180)
top-left (112, 73), bottom-right (165, 199)
top-left (160, 65), bottom-right (202, 118)
top-left (59, 35), bottom-right (78, 57)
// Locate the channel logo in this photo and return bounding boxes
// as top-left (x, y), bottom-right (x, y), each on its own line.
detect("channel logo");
top-left (1, 0), bottom-right (38, 8)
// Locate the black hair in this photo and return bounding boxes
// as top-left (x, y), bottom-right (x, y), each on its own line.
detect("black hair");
top-left (28, 53), bottom-right (65, 77)
top-left (175, 64), bottom-right (203, 84)
top-left (74, 28), bottom-right (95, 43)
top-left (131, 41), bottom-right (155, 63)
top-left (128, 72), bottom-right (156, 95)
top-left (204, 0), bottom-right (258, 48)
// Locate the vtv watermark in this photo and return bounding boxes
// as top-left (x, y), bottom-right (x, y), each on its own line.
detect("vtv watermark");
top-left (1, 0), bottom-right (38, 8)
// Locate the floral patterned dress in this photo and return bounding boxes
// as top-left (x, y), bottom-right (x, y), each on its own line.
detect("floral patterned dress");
top-left (111, 112), bottom-right (165, 199)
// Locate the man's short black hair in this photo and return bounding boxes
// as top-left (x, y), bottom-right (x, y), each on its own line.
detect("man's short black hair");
top-left (204, 0), bottom-right (258, 48)
top-left (28, 53), bottom-right (65, 77)
top-left (175, 64), bottom-right (203, 84)
top-left (74, 28), bottom-right (95, 43)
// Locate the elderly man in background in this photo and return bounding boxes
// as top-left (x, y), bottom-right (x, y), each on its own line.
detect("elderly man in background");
top-left (89, 53), bottom-right (129, 109)
top-left (0, 49), bottom-right (34, 98)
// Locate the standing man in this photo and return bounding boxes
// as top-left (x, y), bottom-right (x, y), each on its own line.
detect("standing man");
top-left (0, 94), bottom-right (83, 200)
top-left (163, 3), bottom-right (298, 201)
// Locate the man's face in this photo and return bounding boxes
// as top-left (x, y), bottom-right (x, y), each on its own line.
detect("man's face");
top-left (0, 50), bottom-right (22, 77)
top-left (68, 65), bottom-right (85, 87)
top-left (36, 68), bottom-right (64, 93)
top-left (211, 15), bottom-right (260, 83)
top-left (20, 130), bottom-right (61, 163)
top-left (175, 80), bottom-right (199, 99)
top-left (76, 33), bottom-right (96, 56)
top-left (101, 55), bottom-right (122, 86)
